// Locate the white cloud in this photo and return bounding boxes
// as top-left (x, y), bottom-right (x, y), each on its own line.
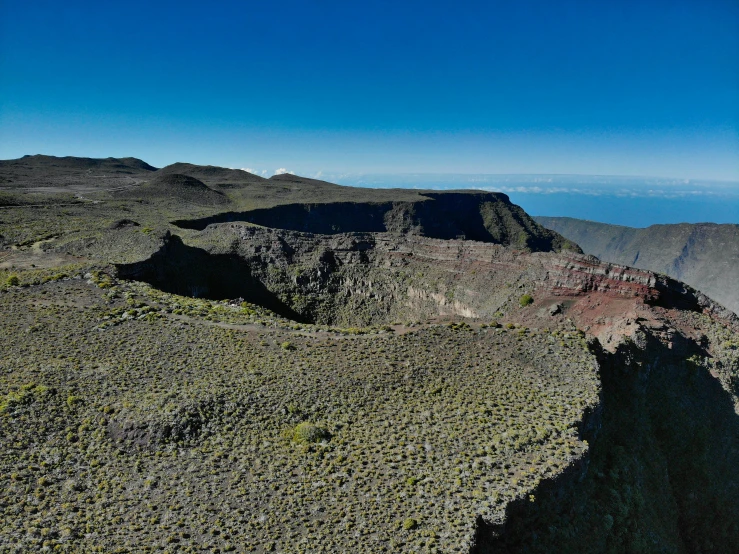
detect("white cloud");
top-left (273, 168), bottom-right (295, 176)
top-left (240, 168), bottom-right (270, 176)
top-left (478, 185), bottom-right (734, 199)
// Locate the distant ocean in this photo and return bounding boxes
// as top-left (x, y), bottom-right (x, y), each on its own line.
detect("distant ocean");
top-left (328, 174), bottom-right (739, 228)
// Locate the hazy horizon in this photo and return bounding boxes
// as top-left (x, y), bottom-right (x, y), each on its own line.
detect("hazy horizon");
top-left (5, 151), bottom-right (738, 227)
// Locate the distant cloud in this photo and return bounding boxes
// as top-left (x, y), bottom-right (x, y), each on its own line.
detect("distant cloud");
top-left (240, 168), bottom-right (269, 176)
top-left (236, 166), bottom-right (297, 177)
top-left (477, 185), bottom-right (737, 199)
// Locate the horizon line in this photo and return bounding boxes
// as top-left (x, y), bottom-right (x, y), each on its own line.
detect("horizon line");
top-left (3, 153), bottom-right (738, 184)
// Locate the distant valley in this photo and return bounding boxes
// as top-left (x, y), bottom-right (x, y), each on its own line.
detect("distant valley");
top-left (535, 217), bottom-right (739, 315)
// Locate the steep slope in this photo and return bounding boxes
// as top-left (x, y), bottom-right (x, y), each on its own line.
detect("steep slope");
top-left (536, 217), bottom-right (739, 314)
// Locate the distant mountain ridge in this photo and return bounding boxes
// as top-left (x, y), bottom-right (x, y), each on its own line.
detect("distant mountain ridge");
top-left (535, 216), bottom-right (739, 314)
top-left (0, 154), bottom-right (157, 173)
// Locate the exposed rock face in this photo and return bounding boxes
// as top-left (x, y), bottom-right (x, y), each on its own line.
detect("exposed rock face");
top-left (119, 224), bottom-right (734, 334)
top-left (476, 321), bottom-right (739, 553)
top-left (536, 216), bottom-right (739, 315)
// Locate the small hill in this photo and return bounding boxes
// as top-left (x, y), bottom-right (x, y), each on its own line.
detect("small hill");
top-left (535, 216), bottom-right (739, 314)
top-left (155, 163), bottom-right (268, 188)
top-left (269, 173), bottom-right (348, 187)
top-left (116, 174), bottom-right (230, 207)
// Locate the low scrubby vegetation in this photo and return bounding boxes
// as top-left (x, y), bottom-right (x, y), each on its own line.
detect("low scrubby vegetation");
top-left (0, 275), bottom-right (599, 552)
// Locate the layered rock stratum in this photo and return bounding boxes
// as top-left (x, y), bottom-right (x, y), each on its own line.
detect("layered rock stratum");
top-left (535, 216), bottom-right (739, 315)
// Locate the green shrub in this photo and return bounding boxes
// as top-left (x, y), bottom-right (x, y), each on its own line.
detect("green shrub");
top-left (403, 518), bottom-right (418, 530)
top-left (292, 422), bottom-right (329, 444)
top-left (6, 275), bottom-right (20, 287)
top-left (66, 395), bottom-right (83, 408)
top-left (519, 294), bottom-right (534, 307)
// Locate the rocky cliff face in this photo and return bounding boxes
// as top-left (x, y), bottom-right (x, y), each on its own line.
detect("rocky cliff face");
top-left (535, 216), bottom-right (739, 315)
top-left (173, 193), bottom-right (581, 253)
top-left (477, 320), bottom-right (739, 553)
top-left (119, 224), bottom-right (733, 332)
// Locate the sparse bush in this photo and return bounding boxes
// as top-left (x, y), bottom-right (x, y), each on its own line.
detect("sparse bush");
top-left (403, 518), bottom-right (418, 530)
top-left (66, 395), bottom-right (83, 408)
top-left (6, 274), bottom-right (20, 287)
top-left (519, 294), bottom-right (534, 307)
top-left (292, 422), bottom-right (329, 444)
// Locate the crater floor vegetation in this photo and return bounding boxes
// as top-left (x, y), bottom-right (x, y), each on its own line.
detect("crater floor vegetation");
top-left (0, 273), bottom-right (598, 552)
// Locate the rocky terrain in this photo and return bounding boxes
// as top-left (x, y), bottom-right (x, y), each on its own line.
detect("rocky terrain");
top-left (1, 156), bottom-right (738, 553)
top-left (536, 216), bottom-right (739, 315)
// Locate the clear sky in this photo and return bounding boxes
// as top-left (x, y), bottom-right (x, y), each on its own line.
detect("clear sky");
top-left (1, 0), bottom-right (738, 182)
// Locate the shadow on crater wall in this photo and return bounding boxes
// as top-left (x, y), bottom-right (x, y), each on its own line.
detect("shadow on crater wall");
top-left (171, 194), bottom-right (575, 253)
top-left (173, 202), bottom-right (391, 233)
top-left (473, 332), bottom-right (739, 554)
top-left (115, 234), bottom-right (306, 322)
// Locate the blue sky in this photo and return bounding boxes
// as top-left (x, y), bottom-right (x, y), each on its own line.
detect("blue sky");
top-left (1, 0), bottom-right (738, 223)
